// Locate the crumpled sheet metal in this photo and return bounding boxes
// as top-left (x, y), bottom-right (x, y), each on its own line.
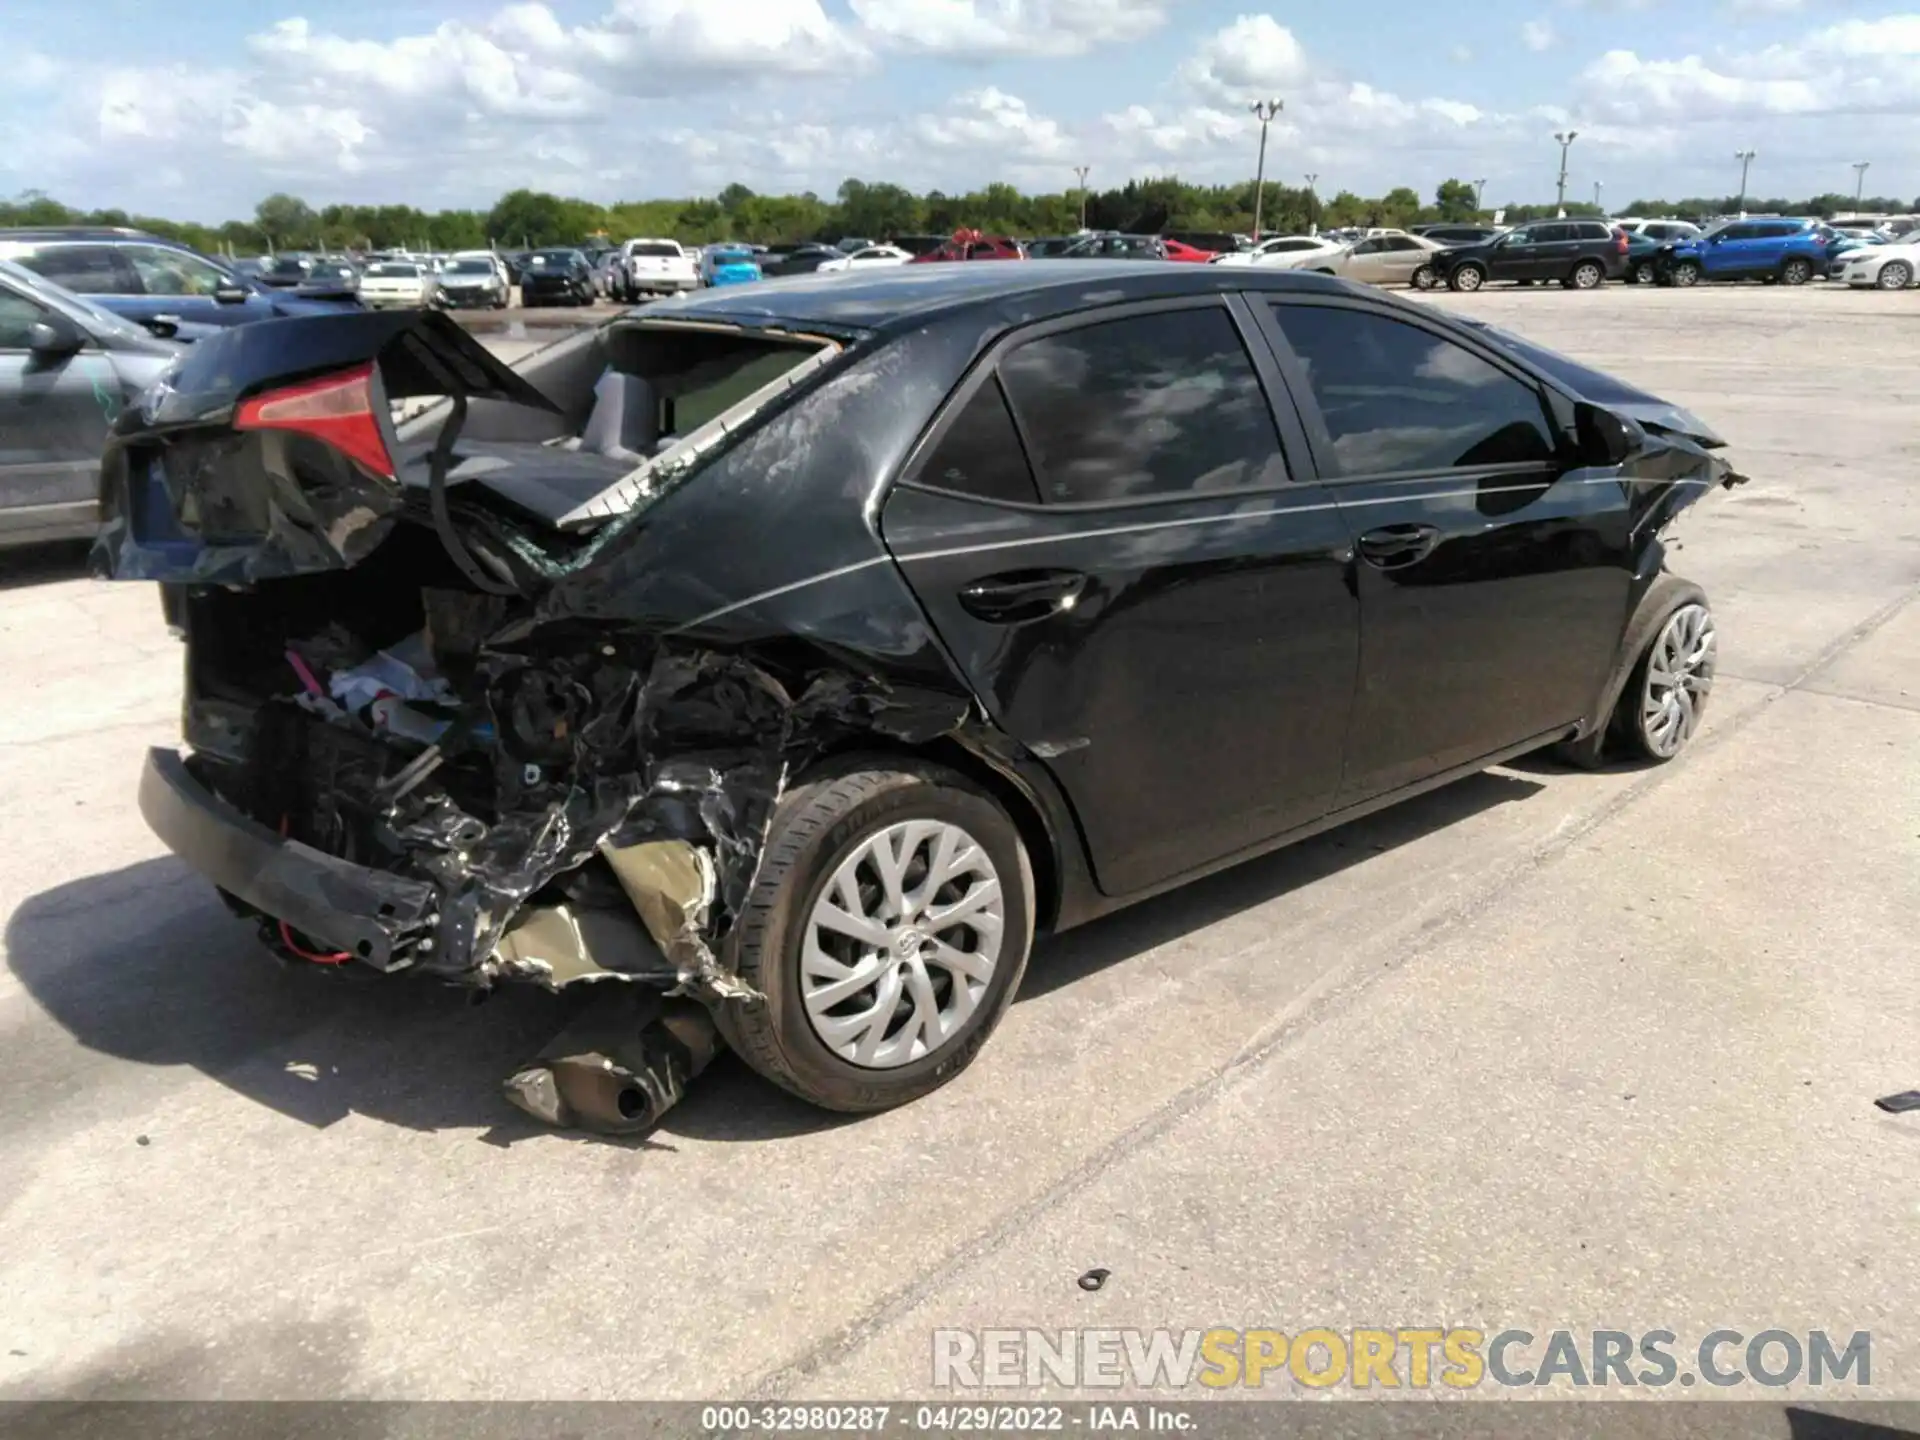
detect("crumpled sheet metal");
top-left (489, 900), bottom-right (676, 986)
top-left (375, 638), bottom-right (971, 1001)
top-left (92, 436), bottom-right (405, 586)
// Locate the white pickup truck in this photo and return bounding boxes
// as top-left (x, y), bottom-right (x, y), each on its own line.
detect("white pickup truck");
top-left (608, 238), bottom-right (699, 301)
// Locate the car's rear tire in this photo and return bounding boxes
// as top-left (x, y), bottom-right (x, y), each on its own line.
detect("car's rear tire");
top-left (1877, 261), bottom-right (1913, 290)
top-left (714, 758), bottom-right (1036, 1113)
top-left (1411, 264), bottom-right (1436, 290)
top-left (1670, 261), bottom-right (1702, 287)
top-left (1780, 257), bottom-right (1814, 286)
top-left (1567, 260), bottom-right (1605, 290)
top-left (1449, 263), bottom-right (1486, 292)
top-left (1553, 575), bottom-right (1714, 769)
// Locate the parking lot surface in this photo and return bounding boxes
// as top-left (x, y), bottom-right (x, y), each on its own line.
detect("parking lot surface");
top-left (0, 284), bottom-right (1916, 1401)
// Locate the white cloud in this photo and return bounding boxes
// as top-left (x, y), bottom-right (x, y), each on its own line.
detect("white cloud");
top-left (1178, 15), bottom-right (1310, 103)
top-left (914, 88), bottom-right (1074, 163)
top-left (1522, 20), bottom-right (1558, 51)
top-left (848, 0), bottom-right (1166, 58)
top-left (1449, 44), bottom-right (1475, 63)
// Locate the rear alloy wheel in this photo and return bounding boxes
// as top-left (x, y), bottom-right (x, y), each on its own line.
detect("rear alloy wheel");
top-left (1625, 601), bottom-right (1717, 761)
top-left (1632, 260), bottom-right (1656, 285)
top-left (1449, 264), bottom-right (1486, 292)
top-left (1877, 261), bottom-right (1913, 290)
top-left (1670, 261), bottom-right (1702, 288)
top-left (716, 760), bottom-right (1035, 1112)
top-left (1568, 260), bottom-right (1605, 290)
top-left (1411, 264), bottom-right (1437, 290)
top-left (1780, 257), bottom-right (1814, 286)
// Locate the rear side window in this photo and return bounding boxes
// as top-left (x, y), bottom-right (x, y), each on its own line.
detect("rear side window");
top-left (1270, 304), bottom-right (1557, 477)
top-left (915, 378), bottom-right (1041, 505)
top-left (16, 244), bottom-right (128, 294)
top-left (999, 306), bottom-right (1288, 505)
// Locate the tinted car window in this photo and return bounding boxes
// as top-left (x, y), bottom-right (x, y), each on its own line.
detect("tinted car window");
top-left (1000, 306), bottom-right (1287, 505)
top-left (1716, 224), bottom-right (1757, 242)
top-left (1271, 305), bottom-right (1556, 477)
top-left (1533, 224), bottom-right (1574, 243)
top-left (0, 288), bottom-right (50, 348)
top-left (916, 378), bottom-right (1041, 505)
top-left (1383, 236), bottom-right (1424, 252)
top-left (1572, 222), bottom-right (1611, 240)
top-left (17, 245), bottom-right (129, 294)
top-left (1757, 222), bottom-right (1801, 239)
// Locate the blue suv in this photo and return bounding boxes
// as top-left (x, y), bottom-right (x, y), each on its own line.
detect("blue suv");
top-left (0, 228), bottom-right (358, 341)
top-left (1653, 218), bottom-right (1831, 288)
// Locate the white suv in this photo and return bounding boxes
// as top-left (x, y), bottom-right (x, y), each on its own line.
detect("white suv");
top-left (610, 239), bottom-right (698, 301)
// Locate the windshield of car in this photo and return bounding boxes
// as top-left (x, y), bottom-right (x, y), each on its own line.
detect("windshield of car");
top-left (367, 263), bottom-right (420, 278)
top-left (710, 250), bottom-right (755, 265)
top-left (266, 256), bottom-right (308, 275)
top-left (530, 251), bottom-right (578, 266)
top-left (447, 259), bottom-right (494, 275)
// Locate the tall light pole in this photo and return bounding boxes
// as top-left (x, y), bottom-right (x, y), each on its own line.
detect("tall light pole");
top-left (1734, 149), bottom-right (1756, 215)
top-left (1852, 160), bottom-right (1870, 209)
top-left (1472, 178), bottom-right (1488, 213)
top-left (1249, 98), bottom-right (1284, 240)
top-left (1593, 179), bottom-right (1603, 214)
top-left (1553, 131), bottom-right (1578, 217)
top-left (1304, 172), bottom-right (1318, 233)
top-left (1072, 165), bottom-right (1090, 231)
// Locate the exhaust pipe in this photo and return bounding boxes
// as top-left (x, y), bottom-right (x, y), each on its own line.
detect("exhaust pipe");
top-left (504, 989), bottom-right (720, 1135)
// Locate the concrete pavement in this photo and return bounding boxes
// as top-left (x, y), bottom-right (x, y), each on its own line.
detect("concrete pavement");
top-left (0, 284), bottom-right (1915, 1403)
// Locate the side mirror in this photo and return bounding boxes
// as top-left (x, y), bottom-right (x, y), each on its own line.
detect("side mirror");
top-left (27, 317), bottom-right (85, 357)
top-left (213, 282), bottom-right (251, 304)
top-left (1574, 401), bottom-right (1640, 467)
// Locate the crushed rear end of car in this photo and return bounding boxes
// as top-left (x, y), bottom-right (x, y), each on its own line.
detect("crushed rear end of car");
top-left (94, 306), bottom-right (976, 1131)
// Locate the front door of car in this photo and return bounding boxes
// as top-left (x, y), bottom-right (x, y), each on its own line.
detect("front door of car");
top-left (1255, 297), bottom-right (1634, 800)
top-left (1486, 228), bottom-right (1543, 281)
top-left (1701, 224), bottom-right (1754, 277)
top-left (882, 297), bottom-right (1360, 898)
top-left (120, 245), bottom-right (265, 330)
top-left (0, 289), bottom-right (118, 520)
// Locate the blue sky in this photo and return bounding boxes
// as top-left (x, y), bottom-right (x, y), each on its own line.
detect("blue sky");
top-left (7, 0), bottom-right (1916, 221)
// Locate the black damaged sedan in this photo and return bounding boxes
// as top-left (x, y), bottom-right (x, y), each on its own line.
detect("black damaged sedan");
top-left (95, 263), bottom-right (1743, 1129)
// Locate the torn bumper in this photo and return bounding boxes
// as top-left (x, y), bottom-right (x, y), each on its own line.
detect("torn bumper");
top-left (139, 747), bottom-right (436, 969)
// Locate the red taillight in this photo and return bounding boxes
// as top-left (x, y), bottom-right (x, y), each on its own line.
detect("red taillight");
top-left (1615, 231), bottom-right (1629, 252)
top-left (234, 363), bottom-right (394, 480)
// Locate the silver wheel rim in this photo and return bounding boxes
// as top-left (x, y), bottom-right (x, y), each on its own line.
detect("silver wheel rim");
top-left (1635, 263), bottom-right (1654, 284)
top-left (1675, 264), bottom-right (1698, 287)
top-left (800, 819), bottom-right (1005, 1070)
top-left (1880, 263), bottom-right (1909, 289)
top-left (1784, 261), bottom-right (1809, 285)
top-left (1458, 268), bottom-right (1482, 290)
top-left (1640, 604), bottom-right (1716, 758)
top-left (1576, 264), bottom-right (1601, 288)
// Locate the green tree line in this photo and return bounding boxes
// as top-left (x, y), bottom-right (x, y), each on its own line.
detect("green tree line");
top-left (5, 178), bottom-right (1916, 255)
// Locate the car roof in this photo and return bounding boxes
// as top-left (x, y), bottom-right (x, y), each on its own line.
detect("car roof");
top-left (633, 259), bottom-right (1365, 335)
top-left (0, 226), bottom-right (160, 242)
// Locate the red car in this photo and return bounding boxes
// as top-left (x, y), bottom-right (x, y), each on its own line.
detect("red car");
top-left (1162, 238), bottom-right (1217, 263)
top-left (909, 228), bottom-right (1025, 263)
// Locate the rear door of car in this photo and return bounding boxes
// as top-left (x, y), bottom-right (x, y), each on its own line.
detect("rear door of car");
top-left (1367, 235), bottom-right (1430, 285)
top-left (881, 296), bottom-right (1359, 897)
top-left (0, 282), bottom-right (117, 528)
top-left (1251, 295), bottom-right (1634, 800)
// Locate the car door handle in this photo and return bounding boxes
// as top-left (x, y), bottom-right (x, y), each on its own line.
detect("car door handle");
top-left (957, 568), bottom-right (1088, 623)
top-left (1356, 524), bottom-right (1441, 569)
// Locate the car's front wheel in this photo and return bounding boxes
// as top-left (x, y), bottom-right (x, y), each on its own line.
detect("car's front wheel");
top-left (716, 759), bottom-right (1035, 1112)
top-left (1633, 260), bottom-right (1656, 285)
top-left (1877, 260), bottom-right (1913, 290)
top-left (1554, 575), bottom-right (1714, 769)
top-left (1449, 263), bottom-right (1486, 292)
top-left (1670, 260), bottom-right (1702, 287)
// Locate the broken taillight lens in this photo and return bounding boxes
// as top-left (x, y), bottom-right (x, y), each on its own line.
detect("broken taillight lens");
top-left (234, 363), bottom-right (395, 480)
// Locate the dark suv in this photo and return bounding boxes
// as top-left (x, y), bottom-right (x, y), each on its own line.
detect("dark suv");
top-left (1430, 220), bottom-right (1630, 292)
top-left (1653, 218), bottom-right (1830, 288)
top-left (0, 228), bottom-right (358, 341)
